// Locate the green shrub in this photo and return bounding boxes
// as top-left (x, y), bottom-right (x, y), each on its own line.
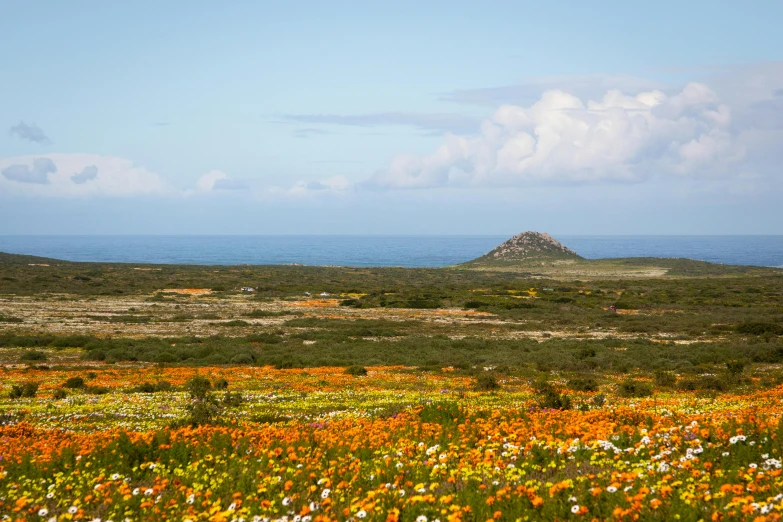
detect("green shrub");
top-left (186, 376), bottom-right (212, 400)
top-left (52, 389), bottom-right (67, 400)
top-left (9, 382), bottom-right (38, 399)
top-left (184, 400), bottom-right (221, 427)
top-left (62, 377), bottom-right (85, 389)
top-left (736, 322), bottom-right (783, 335)
top-left (222, 390), bottom-right (244, 407)
top-left (474, 374), bottom-right (500, 391)
top-left (653, 371), bottom-right (677, 388)
top-left (20, 350), bottom-right (47, 361)
top-left (340, 299), bottom-right (362, 308)
top-left (246, 333), bottom-right (283, 344)
top-left (230, 353), bottom-right (254, 364)
top-left (726, 360), bottom-right (746, 375)
top-left (345, 366), bottom-right (368, 377)
top-left (85, 386), bottom-right (110, 395)
top-left (678, 375), bottom-right (730, 392)
top-left (617, 379), bottom-right (654, 398)
top-left (156, 352), bottom-right (177, 363)
top-left (533, 381), bottom-right (571, 410)
top-left (213, 377), bottom-right (229, 390)
top-left (577, 347), bottom-right (596, 359)
top-left (567, 376), bottom-right (599, 392)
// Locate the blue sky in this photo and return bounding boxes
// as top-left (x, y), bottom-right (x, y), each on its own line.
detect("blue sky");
top-left (1, 1), bottom-right (782, 234)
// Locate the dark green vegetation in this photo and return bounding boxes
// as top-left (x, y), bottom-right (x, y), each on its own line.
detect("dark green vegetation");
top-left (0, 251), bottom-right (782, 377)
top-left (1, 250), bottom-right (778, 297)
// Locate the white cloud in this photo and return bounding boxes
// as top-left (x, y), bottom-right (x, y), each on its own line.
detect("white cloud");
top-left (0, 154), bottom-right (172, 197)
top-left (364, 82), bottom-right (748, 189)
top-left (190, 170), bottom-right (249, 193)
top-left (194, 170), bottom-right (229, 192)
top-left (271, 175), bottom-right (353, 197)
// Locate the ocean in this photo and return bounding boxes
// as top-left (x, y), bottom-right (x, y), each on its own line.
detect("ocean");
top-left (0, 235), bottom-right (782, 268)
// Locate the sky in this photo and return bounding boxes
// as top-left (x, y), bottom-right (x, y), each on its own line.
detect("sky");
top-left (1, 1), bottom-right (782, 235)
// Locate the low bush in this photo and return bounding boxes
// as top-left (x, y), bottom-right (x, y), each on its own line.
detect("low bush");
top-left (474, 373), bottom-right (500, 391)
top-left (653, 370), bottom-right (677, 388)
top-left (62, 377), bottom-right (85, 389)
top-left (345, 366), bottom-right (368, 377)
top-left (186, 376), bottom-right (212, 400)
top-left (19, 350), bottom-right (47, 361)
top-left (222, 390), bottom-right (244, 407)
top-left (617, 379), bottom-right (654, 398)
top-left (567, 376), bottom-right (599, 392)
top-left (736, 322), bottom-right (783, 336)
top-left (679, 375), bottom-right (729, 392)
top-left (726, 360), bottom-right (746, 375)
top-left (9, 382), bottom-right (38, 399)
top-left (533, 380), bottom-right (571, 410)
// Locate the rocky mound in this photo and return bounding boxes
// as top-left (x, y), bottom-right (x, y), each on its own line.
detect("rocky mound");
top-left (470, 231), bottom-right (583, 264)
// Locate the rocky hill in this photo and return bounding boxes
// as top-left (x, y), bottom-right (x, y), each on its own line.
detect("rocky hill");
top-left (467, 231), bottom-right (583, 265)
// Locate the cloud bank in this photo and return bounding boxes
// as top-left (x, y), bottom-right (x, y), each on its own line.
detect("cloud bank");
top-left (0, 154), bottom-right (171, 197)
top-left (365, 82), bottom-right (747, 189)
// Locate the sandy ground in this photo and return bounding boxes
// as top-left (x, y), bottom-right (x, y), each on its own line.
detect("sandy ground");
top-left (0, 293), bottom-right (712, 344)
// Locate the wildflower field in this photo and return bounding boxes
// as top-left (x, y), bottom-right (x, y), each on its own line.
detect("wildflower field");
top-left (1, 254), bottom-right (783, 521)
top-left (3, 364), bottom-right (783, 521)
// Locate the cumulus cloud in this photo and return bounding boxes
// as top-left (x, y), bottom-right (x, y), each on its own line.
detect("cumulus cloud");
top-left (71, 165), bottom-right (98, 184)
top-left (282, 112), bottom-right (480, 134)
top-left (2, 158), bottom-right (57, 184)
top-left (364, 83), bottom-right (747, 189)
top-left (191, 171), bottom-right (248, 192)
top-left (9, 122), bottom-right (52, 144)
top-left (441, 74), bottom-right (667, 107)
top-left (0, 154), bottom-right (171, 197)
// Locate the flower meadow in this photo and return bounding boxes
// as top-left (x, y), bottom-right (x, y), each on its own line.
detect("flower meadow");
top-left (2, 366), bottom-right (783, 521)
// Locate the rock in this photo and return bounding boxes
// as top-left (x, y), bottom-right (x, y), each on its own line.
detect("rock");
top-left (470, 231), bottom-right (582, 264)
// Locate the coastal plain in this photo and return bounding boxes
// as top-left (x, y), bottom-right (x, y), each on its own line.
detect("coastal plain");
top-left (1, 242), bottom-right (783, 521)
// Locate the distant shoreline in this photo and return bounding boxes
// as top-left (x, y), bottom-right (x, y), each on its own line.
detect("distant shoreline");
top-left (0, 235), bottom-right (781, 269)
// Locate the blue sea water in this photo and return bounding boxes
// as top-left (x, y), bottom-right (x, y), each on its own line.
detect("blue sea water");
top-left (0, 235), bottom-right (782, 268)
